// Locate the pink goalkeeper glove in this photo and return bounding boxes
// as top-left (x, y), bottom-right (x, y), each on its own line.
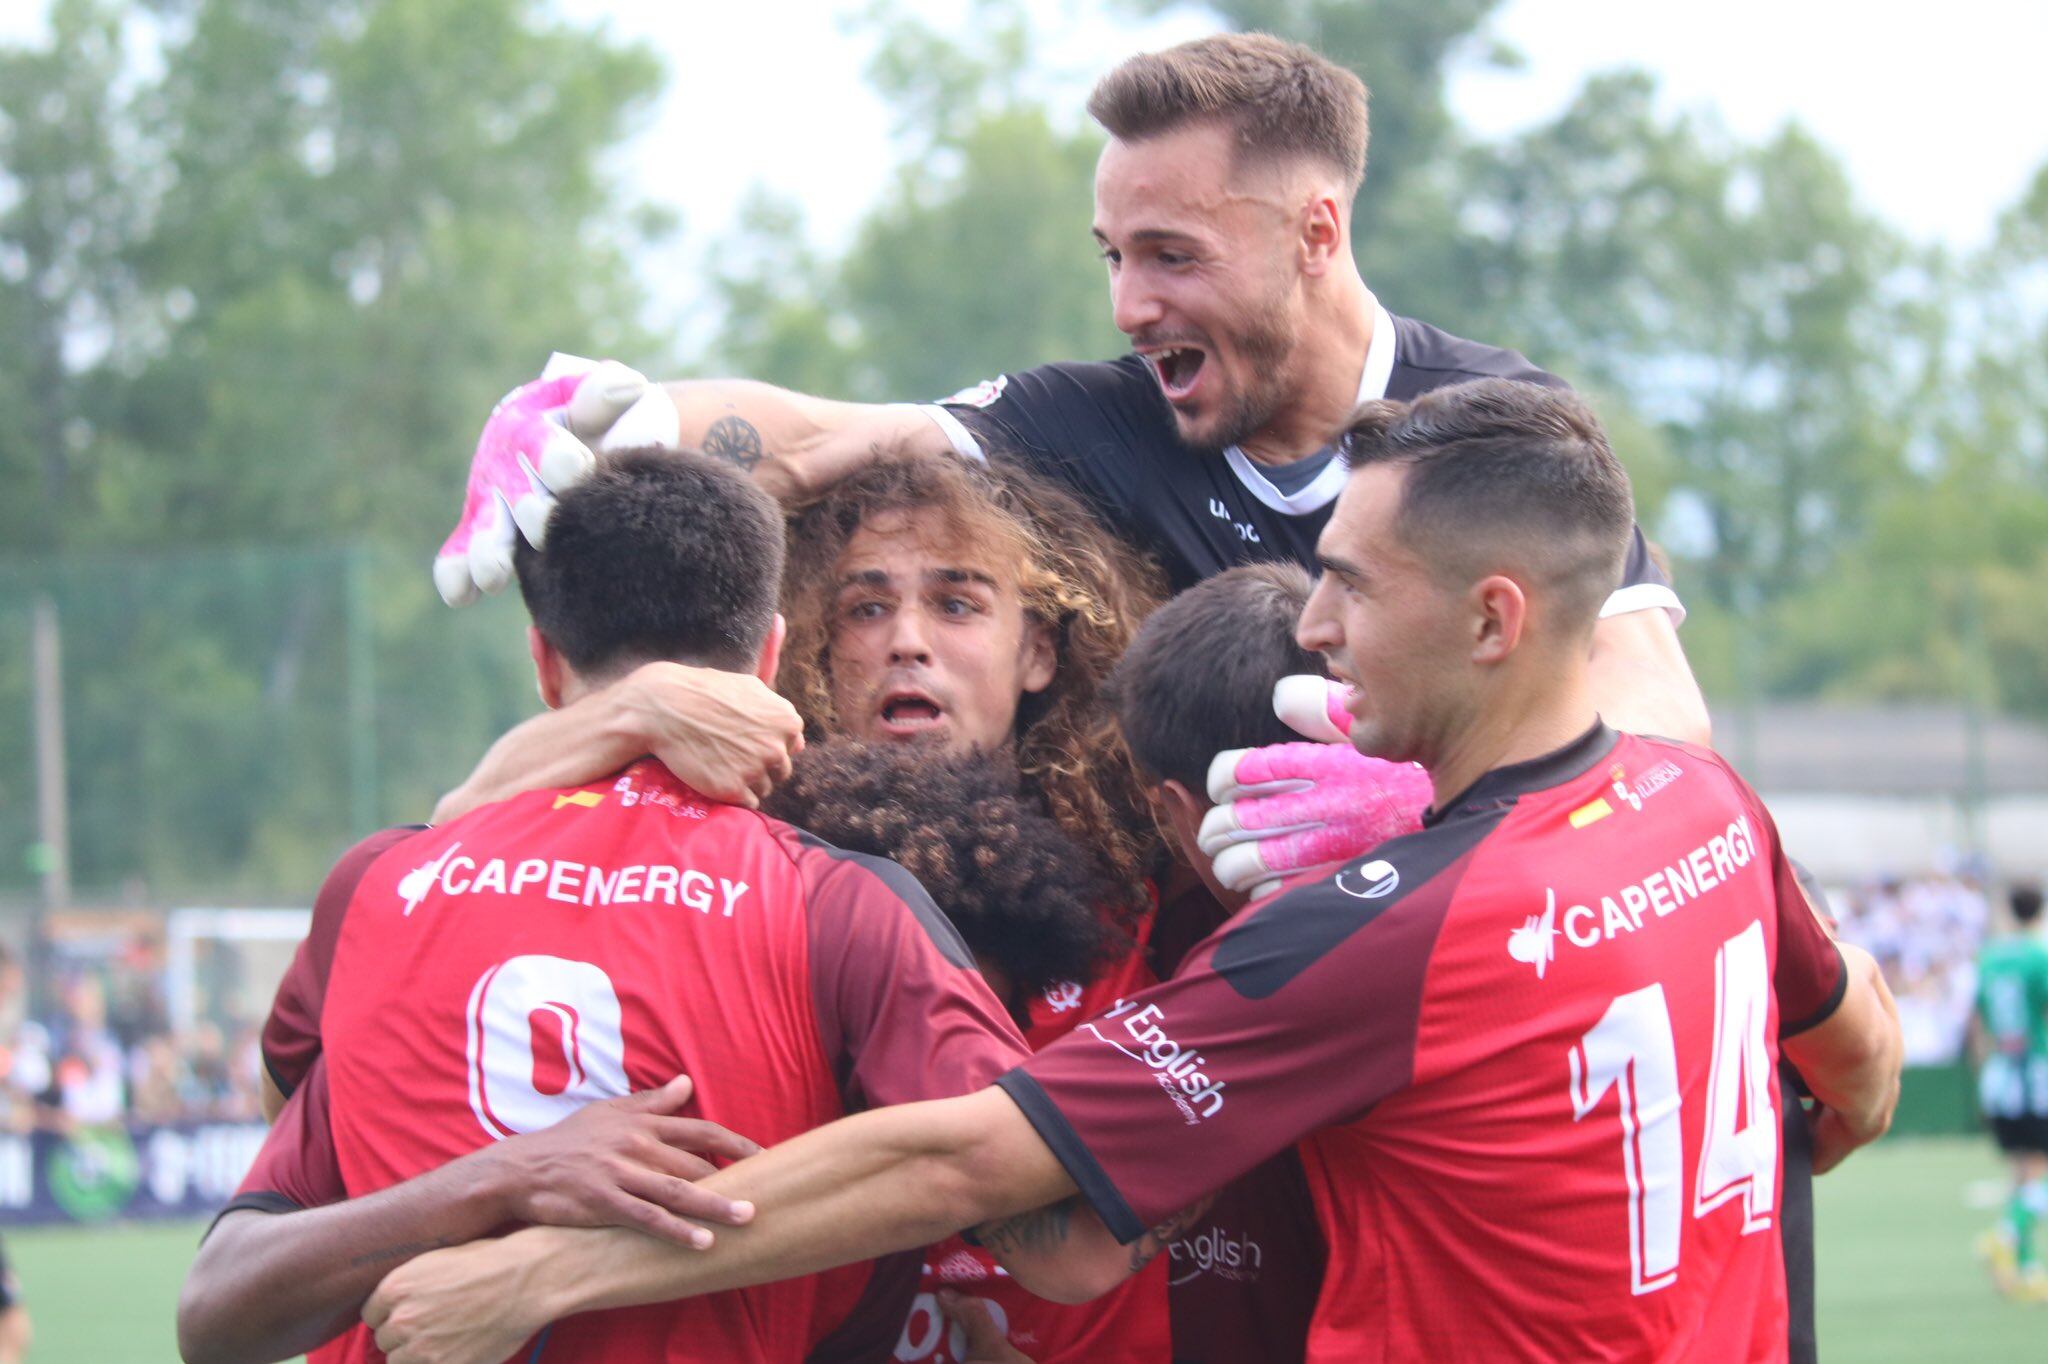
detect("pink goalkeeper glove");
top-left (1197, 676), bottom-right (1434, 901)
top-left (433, 354), bottom-right (681, 606)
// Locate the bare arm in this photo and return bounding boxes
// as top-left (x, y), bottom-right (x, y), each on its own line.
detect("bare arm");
top-left (661, 380), bottom-right (953, 504)
top-left (971, 1191), bottom-right (1217, 1305)
top-left (1781, 941), bottom-right (1902, 1173)
top-left (180, 1149), bottom-right (519, 1364)
top-left (363, 1088), bottom-right (1086, 1363)
top-left (433, 662), bottom-right (803, 822)
top-left (258, 1069), bottom-right (286, 1125)
top-left (181, 1077), bottom-right (757, 1364)
top-left (1587, 608), bottom-right (1711, 746)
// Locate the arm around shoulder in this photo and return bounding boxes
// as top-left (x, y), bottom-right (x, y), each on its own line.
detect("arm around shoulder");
top-left (661, 379), bottom-right (953, 503)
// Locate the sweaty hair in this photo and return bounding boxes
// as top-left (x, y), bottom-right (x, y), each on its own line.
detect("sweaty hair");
top-left (1107, 563), bottom-right (1325, 794)
top-left (2013, 883), bottom-right (2044, 926)
top-left (1088, 32), bottom-right (1370, 193)
top-left (764, 742), bottom-right (1119, 1007)
top-left (514, 446), bottom-right (784, 679)
top-left (1343, 379), bottom-right (1634, 640)
top-left (778, 453), bottom-right (1165, 918)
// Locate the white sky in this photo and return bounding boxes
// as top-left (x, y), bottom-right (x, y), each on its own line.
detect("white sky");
top-left (8, 0), bottom-right (2047, 308)
top-left (556, 0), bottom-right (2048, 336)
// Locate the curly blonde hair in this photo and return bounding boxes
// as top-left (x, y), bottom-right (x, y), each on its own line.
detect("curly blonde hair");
top-left (778, 454), bottom-right (1166, 919)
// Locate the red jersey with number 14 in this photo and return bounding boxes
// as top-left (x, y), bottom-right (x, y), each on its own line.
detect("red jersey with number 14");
top-left (1003, 726), bottom-right (1847, 1363)
top-left (262, 759), bottom-right (1026, 1363)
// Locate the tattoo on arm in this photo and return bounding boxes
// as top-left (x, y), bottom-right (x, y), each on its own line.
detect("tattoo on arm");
top-left (1126, 1194), bottom-right (1218, 1274)
top-left (973, 1199), bottom-right (1077, 1258)
top-left (702, 414), bottom-right (764, 471)
top-left (347, 1237), bottom-right (454, 1270)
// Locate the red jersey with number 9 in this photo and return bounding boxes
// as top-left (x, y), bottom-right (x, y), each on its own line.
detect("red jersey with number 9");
top-left (1002, 726), bottom-right (1847, 1363)
top-left (256, 759), bottom-right (1026, 1363)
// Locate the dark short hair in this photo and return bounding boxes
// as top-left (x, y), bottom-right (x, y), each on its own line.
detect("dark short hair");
top-left (2013, 883), bottom-right (2044, 925)
top-left (1106, 562), bottom-right (1324, 793)
top-left (515, 446), bottom-right (784, 678)
top-left (1342, 379), bottom-right (1634, 637)
top-left (1088, 33), bottom-right (1370, 193)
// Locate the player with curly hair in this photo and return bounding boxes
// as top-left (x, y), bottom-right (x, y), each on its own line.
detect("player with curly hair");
top-left (390, 447), bottom-right (1175, 1362)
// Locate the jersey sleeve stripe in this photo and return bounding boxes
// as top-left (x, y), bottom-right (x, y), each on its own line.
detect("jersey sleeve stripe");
top-left (918, 404), bottom-right (986, 463)
top-left (994, 1069), bottom-right (1146, 1244)
top-left (201, 1191), bottom-right (304, 1243)
top-left (1779, 939), bottom-right (1850, 1038)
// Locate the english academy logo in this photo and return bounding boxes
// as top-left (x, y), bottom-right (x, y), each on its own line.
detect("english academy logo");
top-left (1508, 889), bottom-right (1560, 979)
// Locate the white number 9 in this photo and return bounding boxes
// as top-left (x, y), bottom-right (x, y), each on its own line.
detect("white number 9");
top-left (465, 954), bottom-right (630, 1139)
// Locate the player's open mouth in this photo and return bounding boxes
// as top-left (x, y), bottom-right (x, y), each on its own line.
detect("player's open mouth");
top-left (878, 691), bottom-right (946, 737)
top-left (1147, 345), bottom-right (1207, 401)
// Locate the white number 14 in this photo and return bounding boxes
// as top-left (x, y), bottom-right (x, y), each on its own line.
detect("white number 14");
top-left (1568, 919), bottom-right (1777, 1295)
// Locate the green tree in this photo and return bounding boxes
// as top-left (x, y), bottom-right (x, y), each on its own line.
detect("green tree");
top-left (0, 0), bottom-right (675, 899)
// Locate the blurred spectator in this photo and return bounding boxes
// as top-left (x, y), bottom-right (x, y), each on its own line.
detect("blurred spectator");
top-left (49, 976), bottom-right (124, 1126)
top-left (1836, 871), bottom-right (1990, 1065)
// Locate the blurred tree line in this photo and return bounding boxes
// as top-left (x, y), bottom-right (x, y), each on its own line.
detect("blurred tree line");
top-left (2, 0), bottom-right (2045, 900)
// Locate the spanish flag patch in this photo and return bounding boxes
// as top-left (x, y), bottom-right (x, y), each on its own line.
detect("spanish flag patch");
top-left (1568, 797), bottom-right (1613, 829)
top-left (552, 790), bottom-right (605, 810)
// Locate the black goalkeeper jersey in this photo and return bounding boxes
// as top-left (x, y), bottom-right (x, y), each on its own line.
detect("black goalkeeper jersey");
top-left (925, 305), bottom-right (1678, 612)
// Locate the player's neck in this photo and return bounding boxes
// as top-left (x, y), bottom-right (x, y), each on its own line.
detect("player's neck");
top-left (1425, 668), bottom-right (1601, 813)
top-left (1237, 274), bottom-right (1376, 467)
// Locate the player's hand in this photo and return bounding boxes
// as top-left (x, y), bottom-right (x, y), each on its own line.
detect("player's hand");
top-left (485, 1074), bottom-right (760, 1246)
top-left (365, 1239), bottom-right (545, 1364)
top-left (434, 353), bottom-right (681, 606)
top-left (936, 1290), bottom-right (1038, 1363)
top-left (620, 661), bottom-right (804, 808)
top-left (1198, 676), bottom-right (1433, 900)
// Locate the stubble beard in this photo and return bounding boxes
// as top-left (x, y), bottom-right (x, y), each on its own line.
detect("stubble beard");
top-left (1172, 300), bottom-right (1301, 457)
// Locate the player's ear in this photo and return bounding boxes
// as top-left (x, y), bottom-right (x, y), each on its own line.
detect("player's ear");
top-left (1299, 191), bottom-right (1345, 275)
top-left (1156, 779), bottom-right (1206, 863)
top-left (1159, 778), bottom-right (1248, 913)
top-left (753, 613), bottom-right (787, 689)
top-left (529, 626), bottom-right (568, 709)
top-left (1469, 574), bottom-right (1527, 664)
top-left (1018, 619), bottom-right (1056, 695)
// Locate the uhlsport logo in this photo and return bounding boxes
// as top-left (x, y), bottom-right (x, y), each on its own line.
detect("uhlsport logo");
top-left (1508, 889), bottom-right (1561, 979)
top-left (1335, 858), bottom-right (1399, 900)
top-left (1081, 999), bottom-right (1225, 1123)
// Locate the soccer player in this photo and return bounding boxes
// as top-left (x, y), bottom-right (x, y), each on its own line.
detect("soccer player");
top-left (191, 449), bottom-right (1029, 1363)
top-left (365, 380), bottom-right (1902, 1364)
top-left (1973, 881), bottom-right (2048, 1297)
top-left (427, 31), bottom-right (1708, 892)
top-left (434, 451), bottom-right (1181, 1363)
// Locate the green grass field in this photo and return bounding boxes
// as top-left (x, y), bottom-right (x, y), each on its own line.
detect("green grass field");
top-left (5, 1137), bottom-right (2042, 1361)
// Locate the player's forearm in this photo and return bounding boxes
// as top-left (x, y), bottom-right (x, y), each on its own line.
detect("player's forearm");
top-left (1587, 609), bottom-right (1711, 746)
top-left (662, 378), bottom-right (950, 503)
top-left (971, 1191), bottom-right (1217, 1305)
top-left (506, 1093), bottom-right (1072, 1321)
top-left (178, 1150), bottom-right (516, 1364)
top-left (431, 678), bottom-right (652, 822)
top-left (1786, 943), bottom-right (1902, 1154)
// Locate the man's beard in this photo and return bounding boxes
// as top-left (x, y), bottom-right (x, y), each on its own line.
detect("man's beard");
top-left (1176, 301), bottom-right (1299, 456)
